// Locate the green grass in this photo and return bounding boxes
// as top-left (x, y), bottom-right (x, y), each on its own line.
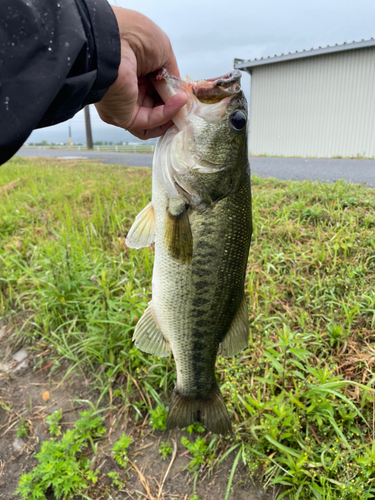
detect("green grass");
top-left (16, 410), bottom-right (106, 500)
top-left (158, 441), bottom-right (173, 460)
top-left (1, 157), bottom-right (375, 499)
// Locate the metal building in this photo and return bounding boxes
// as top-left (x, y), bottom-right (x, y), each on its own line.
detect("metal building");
top-left (234, 39), bottom-right (375, 158)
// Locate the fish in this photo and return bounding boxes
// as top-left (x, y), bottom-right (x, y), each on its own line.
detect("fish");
top-left (126, 69), bottom-right (252, 435)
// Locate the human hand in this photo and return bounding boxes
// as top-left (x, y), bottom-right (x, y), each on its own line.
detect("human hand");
top-left (95, 7), bottom-right (188, 140)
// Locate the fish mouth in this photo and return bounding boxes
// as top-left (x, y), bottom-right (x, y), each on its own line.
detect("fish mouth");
top-left (191, 71), bottom-right (242, 103)
top-left (155, 69), bottom-right (242, 104)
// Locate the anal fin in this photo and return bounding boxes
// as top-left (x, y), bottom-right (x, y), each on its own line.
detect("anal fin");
top-left (220, 295), bottom-right (249, 357)
top-left (133, 302), bottom-right (171, 357)
top-left (126, 202), bottom-right (155, 249)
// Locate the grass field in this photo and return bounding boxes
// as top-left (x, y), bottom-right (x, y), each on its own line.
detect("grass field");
top-left (1, 157), bottom-right (375, 499)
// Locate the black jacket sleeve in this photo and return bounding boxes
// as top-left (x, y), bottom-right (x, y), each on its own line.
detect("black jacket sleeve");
top-left (0, 0), bottom-right (120, 165)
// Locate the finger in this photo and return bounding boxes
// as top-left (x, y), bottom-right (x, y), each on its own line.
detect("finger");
top-left (129, 92), bottom-right (188, 131)
top-left (138, 93), bottom-right (155, 109)
top-left (130, 120), bottom-right (175, 140)
top-left (137, 77), bottom-right (162, 108)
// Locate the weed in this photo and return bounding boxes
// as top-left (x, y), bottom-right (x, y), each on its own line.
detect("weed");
top-left (181, 436), bottom-right (214, 471)
top-left (111, 434), bottom-right (132, 468)
top-left (107, 471), bottom-right (124, 489)
top-left (158, 441), bottom-right (173, 460)
top-left (181, 436), bottom-right (216, 495)
top-left (149, 405), bottom-right (168, 431)
top-left (46, 409), bottom-right (63, 436)
top-left (0, 399), bottom-right (12, 412)
top-left (2, 159), bottom-right (375, 498)
top-left (16, 419), bottom-right (30, 439)
top-left (16, 410), bottom-right (105, 499)
top-left (327, 323), bottom-right (347, 346)
top-left (222, 329), bottom-right (375, 498)
top-left (186, 423), bottom-right (206, 434)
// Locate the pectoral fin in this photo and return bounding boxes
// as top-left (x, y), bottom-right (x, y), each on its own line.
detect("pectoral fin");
top-left (133, 302), bottom-right (171, 357)
top-left (220, 296), bottom-right (249, 357)
top-left (164, 205), bottom-right (193, 264)
top-left (126, 202), bottom-right (155, 249)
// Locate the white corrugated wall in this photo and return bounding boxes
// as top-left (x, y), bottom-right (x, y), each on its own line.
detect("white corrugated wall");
top-left (249, 47), bottom-right (375, 157)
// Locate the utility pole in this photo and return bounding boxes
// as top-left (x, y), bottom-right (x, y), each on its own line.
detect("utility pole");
top-left (84, 105), bottom-right (93, 150)
top-left (68, 125), bottom-right (72, 149)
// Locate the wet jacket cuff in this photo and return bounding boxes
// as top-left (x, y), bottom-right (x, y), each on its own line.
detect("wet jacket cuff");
top-left (79, 0), bottom-right (121, 103)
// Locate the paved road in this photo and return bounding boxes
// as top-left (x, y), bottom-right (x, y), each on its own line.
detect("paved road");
top-left (252, 157), bottom-right (375, 187)
top-left (18, 148), bottom-right (375, 187)
top-left (18, 148), bottom-right (154, 167)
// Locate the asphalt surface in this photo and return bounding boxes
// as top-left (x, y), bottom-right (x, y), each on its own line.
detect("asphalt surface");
top-left (18, 148), bottom-right (154, 167)
top-left (251, 157), bottom-right (375, 187)
top-left (18, 148), bottom-right (375, 187)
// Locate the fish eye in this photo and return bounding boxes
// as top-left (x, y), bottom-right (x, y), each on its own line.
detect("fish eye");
top-left (229, 110), bottom-right (247, 131)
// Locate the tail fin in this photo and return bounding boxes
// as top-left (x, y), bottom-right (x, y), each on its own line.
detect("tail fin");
top-left (166, 384), bottom-right (232, 435)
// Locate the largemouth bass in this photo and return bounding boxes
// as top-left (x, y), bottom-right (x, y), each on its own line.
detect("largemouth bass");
top-left (126, 69), bottom-right (252, 435)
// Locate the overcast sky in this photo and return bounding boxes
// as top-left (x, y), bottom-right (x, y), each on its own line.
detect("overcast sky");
top-left (28, 0), bottom-right (375, 144)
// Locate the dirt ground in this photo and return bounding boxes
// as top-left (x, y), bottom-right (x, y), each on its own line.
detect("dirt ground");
top-left (0, 330), bottom-right (280, 500)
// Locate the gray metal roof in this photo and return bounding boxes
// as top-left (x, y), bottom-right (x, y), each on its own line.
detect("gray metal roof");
top-left (234, 38), bottom-right (375, 72)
